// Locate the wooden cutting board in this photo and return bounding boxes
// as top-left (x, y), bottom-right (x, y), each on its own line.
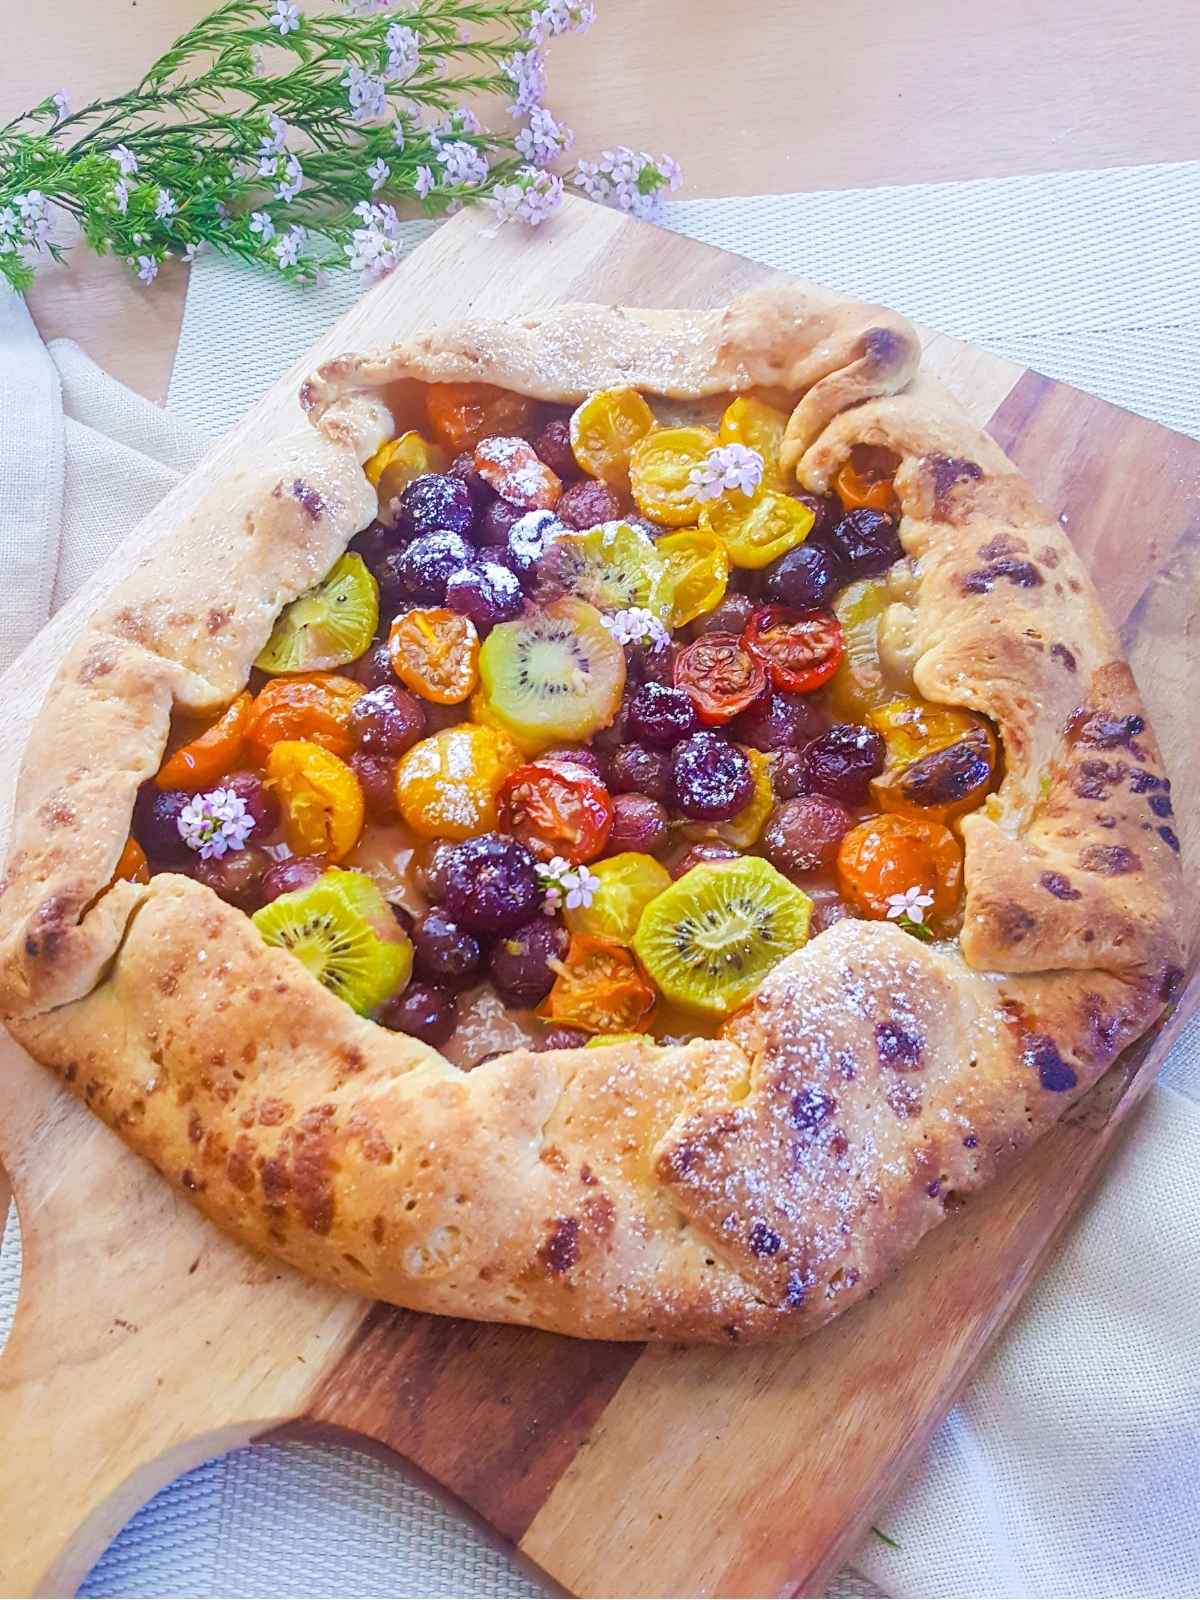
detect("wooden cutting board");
top-left (1, 198), bottom-right (1197, 1600)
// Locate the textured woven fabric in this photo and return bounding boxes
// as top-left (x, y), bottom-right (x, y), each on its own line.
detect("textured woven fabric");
top-left (1, 167), bottom-right (1198, 1599)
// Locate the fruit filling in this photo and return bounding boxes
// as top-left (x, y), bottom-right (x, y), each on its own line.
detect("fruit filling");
top-left (131, 379), bottom-right (1000, 1062)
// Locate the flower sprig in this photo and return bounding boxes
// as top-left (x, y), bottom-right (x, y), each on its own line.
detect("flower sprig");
top-left (0, 0), bottom-right (680, 294)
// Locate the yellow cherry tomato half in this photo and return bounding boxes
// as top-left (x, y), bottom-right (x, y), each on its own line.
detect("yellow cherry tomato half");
top-left (364, 430), bottom-right (448, 495)
top-left (112, 836), bottom-right (150, 885)
top-left (656, 527), bottom-right (730, 627)
top-left (564, 852), bottom-right (672, 944)
top-left (268, 739), bottom-right (364, 863)
top-left (700, 487), bottom-right (815, 569)
top-left (629, 425), bottom-right (718, 527)
top-left (867, 697), bottom-right (999, 823)
top-left (394, 723), bottom-right (521, 841)
top-left (569, 387), bottom-right (655, 490)
top-left (156, 691), bottom-right (252, 792)
top-left (388, 607), bottom-right (479, 705)
top-left (719, 397), bottom-right (790, 490)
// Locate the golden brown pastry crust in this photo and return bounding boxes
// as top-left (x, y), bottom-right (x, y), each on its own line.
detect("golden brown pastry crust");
top-left (0, 285), bottom-right (1183, 1343)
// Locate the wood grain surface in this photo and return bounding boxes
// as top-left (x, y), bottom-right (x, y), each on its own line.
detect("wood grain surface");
top-left (8, 0), bottom-right (1200, 402)
top-left (0, 199), bottom-right (1197, 1599)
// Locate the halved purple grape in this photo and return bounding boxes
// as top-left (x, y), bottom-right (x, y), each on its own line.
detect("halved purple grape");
top-left (506, 510), bottom-right (562, 585)
top-left (689, 592), bottom-right (755, 639)
top-left (670, 733), bottom-right (754, 821)
top-left (801, 723), bottom-right (887, 804)
top-left (133, 785), bottom-right (193, 865)
top-left (826, 508), bottom-right (903, 579)
top-left (379, 980), bottom-right (457, 1045)
top-left (478, 498), bottom-right (522, 548)
top-left (444, 560), bottom-right (524, 628)
top-left (448, 451), bottom-right (495, 513)
top-left (442, 833), bottom-right (541, 933)
top-left (770, 749), bottom-right (808, 800)
top-left (536, 1026), bottom-right (590, 1051)
top-left (762, 539), bottom-right (843, 610)
top-left (489, 916), bottom-right (568, 1008)
top-left (794, 492), bottom-right (841, 539)
top-left (606, 742), bottom-right (672, 803)
top-left (412, 909), bottom-right (485, 989)
top-left (259, 855), bottom-right (325, 904)
top-left (191, 844), bottom-right (271, 911)
top-left (352, 639), bottom-right (396, 690)
top-left (532, 416), bottom-right (582, 480)
top-left (349, 750), bottom-right (400, 822)
top-left (732, 690), bottom-right (827, 753)
top-left (398, 472), bottom-right (475, 539)
top-left (397, 530), bottom-right (475, 605)
top-left (556, 479), bottom-right (622, 531)
top-left (762, 796), bottom-right (854, 877)
top-left (222, 770), bottom-right (280, 842)
top-left (414, 839), bottom-right (456, 903)
top-left (669, 841), bottom-right (740, 879)
top-left (627, 682), bottom-right (699, 748)
top-left (349, 683), bottom-right (426, 757)
top-left (607, 793), bottom-right (670, 854)
top-left (540, 745), bottom-right (604, 776)
top-left (626, 638), bottom-right (676, 687)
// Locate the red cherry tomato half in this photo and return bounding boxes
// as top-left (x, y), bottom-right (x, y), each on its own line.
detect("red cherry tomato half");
top-left (498, 759), bottom-right (614, 864)
top-left (673, 632), bottom-right (768, 726)
top-left (742, 606), bottom-right (845, 694)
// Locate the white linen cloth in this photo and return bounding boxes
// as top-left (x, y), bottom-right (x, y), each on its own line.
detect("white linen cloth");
top-left (1, 163), bottom-right (1198, 1599)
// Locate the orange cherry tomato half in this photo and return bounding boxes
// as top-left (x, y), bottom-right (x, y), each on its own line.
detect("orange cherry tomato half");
top-left (155, 692), bottom-right (252, 791)
top-left (498, 759), bottom-right (614, 864)
top-left (834, 445), bottom-right (900, 514)
top-left (388, 607), bottom-right (479, 705)
top-left (538, 934), bottom-right (657, 1034)
top-left (112, 836), bottom-right (150, 885)
top-left (742, 606), bottom-right (845, 695)
top-left (424, 382), bottom-right (537, 454)
top-left (267, 739), bottom-right (364, 862)
top-left (673, 632), bottom-right (767, 726)
top-left (473, 435), bottom-right (561, 511)
top-left (836, 813), bottom-right (963, 925)
top-left (245, 674), bottom-right (364, 765)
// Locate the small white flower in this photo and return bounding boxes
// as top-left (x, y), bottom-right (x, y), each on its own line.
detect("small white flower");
top-left (182, 240), bottom-right (205, 263)
top-left (274, 225), bottom-right (305, 269)
top-left (602, 607), bottom-right (671, 652)
top-left (257, 154), bottom-right (280, 179)
top-left (537, 856), bottom-right (599, 914)
top-left (112, 179), bottom-right (130, 214)
top-left (258, 113), bottom-right (288, 156)
top-left (688, 443), bottom-right (764, 502)
top-left (515, 107), bottom-right (573, 166)
top-left (52, 89), bottom-right (70, 119)
top-left (15, 190), bottom-right (46, 220)
top-left (503, 48), bottom-right (547, 115)
top-left (112, 143), bottom-right (139, 176)
top-left (413, 163), bottom-right (435, 200)
top-left (528, 0), bottom-right (595, 43)
top-left (249, 209), bottom-right (275, 241)
top-left (885, 886), bottom-right (936, 925)
top-left (178, 787), bottom-right (253, 860)
top-left (0, 206), bottom-right (18, 236)
top-left (342, 62), bottom-right (388, 124)
top-left (270, 0), bottom-right (301, 35)
top-left (437, 140), bottom-right (490, 188)
top-left (391, 118), bottom-right (406, 149)
top-left (384, 22), bottom-right (420, 83)
top-left (250, 44), bottom-right (268, 78)
top-left (155, 187), bottom-right (177, 221)
top-left (134, 254), bottom-right (158, 285)
top-left (275, 153), bottom-right (303, 202)
top-left (367, 157), bottom-right (390, 191)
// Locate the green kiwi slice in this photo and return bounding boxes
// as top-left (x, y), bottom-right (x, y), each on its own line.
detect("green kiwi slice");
top-left (256, 553), bottom-right (379, 675)
top-left (251, 868), bottom-right (412, 1015)
top-left (633, 857), bottom-right (812, 1017)
top-left (478, 596), bottom-right (626, 743)
top-left (545, 521), bottom-right (672, 620)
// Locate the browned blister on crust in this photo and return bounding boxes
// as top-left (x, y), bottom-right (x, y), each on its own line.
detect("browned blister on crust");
top-left (0, 287), bottom-right (1184, 1344)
